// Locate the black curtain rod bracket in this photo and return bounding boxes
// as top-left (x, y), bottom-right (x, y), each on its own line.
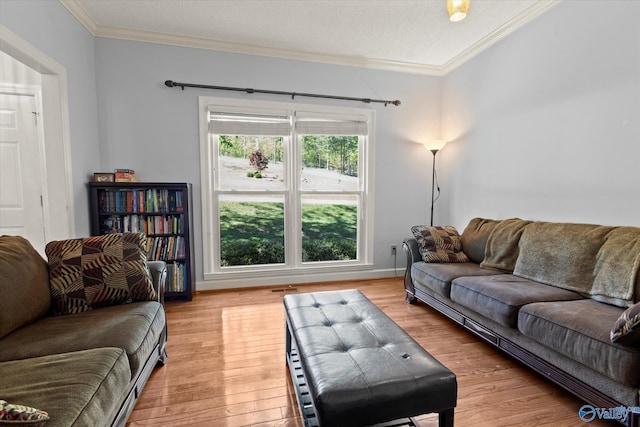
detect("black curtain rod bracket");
top-left (164, 80), bottom-right (400, 107)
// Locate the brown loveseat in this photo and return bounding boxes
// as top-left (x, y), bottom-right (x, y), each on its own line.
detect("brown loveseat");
top-left (0, 234), bottom-right (167, 426)
top-left (403, 218), bottom-right (640, 427)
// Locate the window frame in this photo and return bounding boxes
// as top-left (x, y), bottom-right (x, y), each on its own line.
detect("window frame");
top-left (199, 96), bottom-right (375, 283)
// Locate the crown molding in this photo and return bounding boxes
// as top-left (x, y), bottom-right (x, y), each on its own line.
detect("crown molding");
top-left (94, 24), bottom-right (448, 76)
top-left (60, 0), bottom-right (559, 77)
top-left (440, 0), bottom-right (560, 75)
top-left (59, 0), bottom-right (98, 34)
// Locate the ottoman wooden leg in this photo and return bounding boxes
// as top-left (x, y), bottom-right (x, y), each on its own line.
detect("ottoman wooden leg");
top-left (439, 408), bottom-right (454, 427)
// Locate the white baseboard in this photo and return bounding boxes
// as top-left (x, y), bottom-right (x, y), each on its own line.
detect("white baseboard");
top-left (196, 268), bottom-right (402, 291)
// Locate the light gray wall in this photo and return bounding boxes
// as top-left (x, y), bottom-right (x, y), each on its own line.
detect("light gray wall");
top-left (5, 0), bottom-right (637, 283)
top-left (1, 0), bottom-right (100, 236)
top-left (440, 0), bottom-right (640, 230)
top-left (93, 38), bottom-right (442, 281)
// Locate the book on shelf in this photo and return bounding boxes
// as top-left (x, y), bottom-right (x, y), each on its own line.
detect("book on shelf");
top-left (166, 262), bottom-right (186, 293)
top-left (176, 191), bottom-right (183, 211)
top-left (102, 214), bottom-right (183, 235)
top-left (98, 189), bottom-right (185, 214)
top-left (146, 236), bottom-right (185, 261)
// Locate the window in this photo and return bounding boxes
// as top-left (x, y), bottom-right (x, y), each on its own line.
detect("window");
top-left (199, 97), bottom-right (374, 282)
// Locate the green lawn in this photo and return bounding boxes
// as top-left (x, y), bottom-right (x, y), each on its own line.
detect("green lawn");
top-left (219, 201), bottom-right (357, 266)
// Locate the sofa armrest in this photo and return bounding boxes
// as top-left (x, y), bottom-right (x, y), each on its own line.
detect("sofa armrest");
top-left (402, 237), bottom-right (421, 301)
top-left (403, 237), bottom-right (421, 264)
top-left (147, 261), bottom-right (167, 305)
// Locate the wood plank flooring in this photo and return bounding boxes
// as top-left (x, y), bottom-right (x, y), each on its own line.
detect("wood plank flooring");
top-left (127, 277), bottom-right (618, 426)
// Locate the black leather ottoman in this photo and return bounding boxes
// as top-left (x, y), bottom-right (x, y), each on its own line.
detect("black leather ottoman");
top-left (284, 289), bottom-right (457, 427)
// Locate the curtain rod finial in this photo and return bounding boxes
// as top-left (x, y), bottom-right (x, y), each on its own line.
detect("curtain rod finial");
top-left (164, 80), bottom-right (174, 87)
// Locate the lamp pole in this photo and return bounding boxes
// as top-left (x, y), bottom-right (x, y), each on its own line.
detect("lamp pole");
top-left (430, 149), bottom-right (439, 226)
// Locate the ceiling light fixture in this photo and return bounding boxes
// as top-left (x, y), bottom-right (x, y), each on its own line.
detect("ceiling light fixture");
top-left (447, 0), bottom-right (470, 22)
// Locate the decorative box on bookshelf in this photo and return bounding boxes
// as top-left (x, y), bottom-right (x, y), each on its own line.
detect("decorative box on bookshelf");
top-left (88, 182), bottom-right (195, 301)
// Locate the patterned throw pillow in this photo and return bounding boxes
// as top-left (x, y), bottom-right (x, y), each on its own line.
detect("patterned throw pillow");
top-left (411, 225), bottom-right (469, 263)
top-left (610, 302), bottom-right (640, 345)
top-left (46, 233), bottom-right (157, 315)
top-left (0, 400), bottom-right (49, 426)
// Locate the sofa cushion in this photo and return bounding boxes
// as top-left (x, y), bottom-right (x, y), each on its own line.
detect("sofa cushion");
top-left (412, 261), bottom-right (504, 298)
top-left (592, 227), bottom-right (640, 307)
top-left (480, 218), bottom-right (532, 272)
top-left (460, 217), bottom-right (500, 264)
top-left (411, 225), bottom-right (468, 263)
top-left (0, 236), bottom-right (51, 340)
top-left (0, 301), bottom-right (164, 380)
top-left (0, 348), bottom-right (130, 427)
top-left (519, 299), bottom-right (640, 387)
top-left (611, 302), bottom-right (640, 345)
top-left (513, 222), bottom-right (613, 294)
top-left (46, 233), bottom-right (157, 315)
top-left (0, 400), bottom-right (49, 425)
top-left (451, 275), bottom-right (585, 328)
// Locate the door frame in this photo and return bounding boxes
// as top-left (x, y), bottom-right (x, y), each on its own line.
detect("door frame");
top-left (0, 24), bottom-right (74, 241)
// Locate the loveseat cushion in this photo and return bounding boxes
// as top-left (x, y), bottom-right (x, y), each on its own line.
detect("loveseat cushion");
top-left (45, 233), bottom-right (157, 316)
top-left (519, 299), bottom-right (640, 387)
top-left (0, 236), bottom-right (51, 339)
top-left (0, 301), bottom-right (164, 380)
top-left (411, 225), bottom-right (468, 263)
top-left (411, 261), bottom-right (504, 298)
top-left (0, 348), bottom-right (130, 427)
top-left (451, 275), bottom-right (585, 328)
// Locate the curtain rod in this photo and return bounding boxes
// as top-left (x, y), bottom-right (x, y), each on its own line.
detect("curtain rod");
top-left (164, 80), bottom-right (401, 107)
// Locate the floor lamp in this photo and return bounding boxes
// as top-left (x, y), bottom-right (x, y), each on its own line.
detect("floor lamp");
top-left (424, 140), bottom-right (447, 226)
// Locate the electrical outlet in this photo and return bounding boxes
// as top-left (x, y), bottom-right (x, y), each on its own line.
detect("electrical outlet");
top-left (390, 244), bottom-right (397, 255)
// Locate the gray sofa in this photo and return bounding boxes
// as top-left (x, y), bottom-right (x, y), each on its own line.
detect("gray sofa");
top-left (403, 218), bottom-right (640, 427)
top-left (0, 234), bottom-right (168, 427)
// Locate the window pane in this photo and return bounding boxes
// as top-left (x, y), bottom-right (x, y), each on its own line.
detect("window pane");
top-left (219, 194), bottom-right (285, 266)
top-left (218, 135), bottom-right (285, 190)
top-left (302, 194), bottom-right (358, 262)
top-left (300, 135), bottom-right (359, 191)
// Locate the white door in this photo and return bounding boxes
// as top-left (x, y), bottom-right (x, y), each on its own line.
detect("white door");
top-left (0, 92), bottom-right (46, 253)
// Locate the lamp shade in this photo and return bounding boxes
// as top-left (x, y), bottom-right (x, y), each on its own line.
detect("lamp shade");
top-left (447, 0), bottom-right (470, 22)
top-left (423, 139), bottom-right (448, 151)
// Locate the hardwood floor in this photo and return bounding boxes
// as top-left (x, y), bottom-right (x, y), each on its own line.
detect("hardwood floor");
top-left (127, 277), bottom-right (618, 426)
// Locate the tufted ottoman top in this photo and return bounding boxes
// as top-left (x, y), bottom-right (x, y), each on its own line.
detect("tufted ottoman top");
top-left (284, 289), bottom-right (457, 426)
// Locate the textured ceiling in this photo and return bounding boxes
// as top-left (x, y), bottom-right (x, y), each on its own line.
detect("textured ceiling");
top-left (62, 0), bottom-right (558, 75)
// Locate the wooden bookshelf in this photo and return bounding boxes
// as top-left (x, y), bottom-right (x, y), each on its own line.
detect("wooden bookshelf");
top-left (88, 182), bottom-right (195, 301)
